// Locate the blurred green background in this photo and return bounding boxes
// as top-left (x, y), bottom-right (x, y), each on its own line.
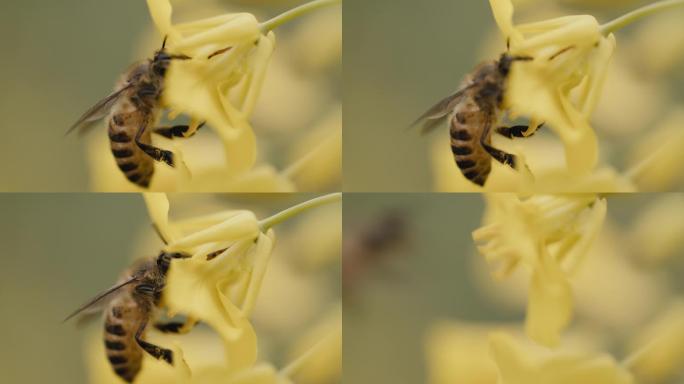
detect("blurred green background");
top-left (343, 193), bottom-right (684, 383)
top-left (342, 0), bottom-right (684, 191)
top-left (0, 193), bottom-right (336, 384)
top-left (0, 0), bottom-right (340, 192)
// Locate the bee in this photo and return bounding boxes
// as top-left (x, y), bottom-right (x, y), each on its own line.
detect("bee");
top-left (412, 53), bottom-right (539, 186)
top-left (66, 38), bottom-right (202, 188)
top-left (343, 211), bottom-right (407, 295)
top-left (64, 246), bottom-right (193, 382)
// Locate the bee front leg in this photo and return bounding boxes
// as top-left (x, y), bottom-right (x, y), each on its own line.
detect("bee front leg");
top-left (154, 122), bottom-right (206, 139)
top-left (154, 317), bottom-right (198, 334)
top-left (496, 122), bottom-right (545, 138)
top-left (135, 320), bottom-right (173, 365)
top-left (135, 125), bottom-right (175, 167)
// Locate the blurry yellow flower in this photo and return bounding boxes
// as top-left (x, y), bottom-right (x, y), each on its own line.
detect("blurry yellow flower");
top-left (425, 322), bottom-right (503, 384)
top-left (286, 305), bottom-right (342, 384)
top-left (629, 194), bottom-right (684, 264)
top-left (626, 8), bottom-right (684, 75)
top-left (425, 322), bottom-right (611, 384)
top-left (490, 332), bottom-right (634, 384)
top-left (473, 194), bottom-right (606, 346)
top-left (285, 106), bottom-right (342, 192)
top-left (490, 0), bottom-right (616, 175)
top-left (471, 220), bottom-right (666, 334)
top-left (627, 109), bottom-right (684, 191)
top-left (628, 301), bottom-right (684, 383)
top-left (592, 54), bottom-right (666, 136)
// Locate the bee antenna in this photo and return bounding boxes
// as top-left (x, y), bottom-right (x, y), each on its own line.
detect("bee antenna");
top-left (506, 37), bottom-right (510, 51)
top-left (161, 36), bottom-right (168, 50)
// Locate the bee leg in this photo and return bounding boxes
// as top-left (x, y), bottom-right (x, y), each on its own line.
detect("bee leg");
top-left (154, 122), bottom-right (206, 139)
top-left (135, 321), bottom-right (173, 365)
top-left (496, 123), bottom-right (544, 138)
top-left (154, 318), bottom-right (198, 334)
top-left (135, 125), bottom-right (175, 167)
top-left (481, 122), bottom-right (517, 169)
top-left (482, 143), bottom-right (517, 169)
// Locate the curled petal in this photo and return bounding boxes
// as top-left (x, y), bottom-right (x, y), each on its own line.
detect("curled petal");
top-left (167, 211), bottom-right (259, 252)
top-left (143, 192), bottom-right (179, 243)
top-left (146, 0), bottom-right (180, 42)
top-left (488, 0), bottom-right (523, 47)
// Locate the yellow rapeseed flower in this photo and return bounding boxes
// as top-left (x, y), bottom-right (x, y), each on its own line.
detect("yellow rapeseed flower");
top-left (490, 0), bottom-right (616, 175)
top-left (147, 0), bottom-right (272, 154)
top-left (473, 194), bottom-right (606, 346)
top-left (490, 332), bottom-right (634, 384)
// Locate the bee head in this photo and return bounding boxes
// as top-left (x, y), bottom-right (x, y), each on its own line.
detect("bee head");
top-left (151, 37), bottom-right (191, 76)
top-left (156, 251), bottom-right (191, 275)
top-left (497, 53), bottom-right (533, 76)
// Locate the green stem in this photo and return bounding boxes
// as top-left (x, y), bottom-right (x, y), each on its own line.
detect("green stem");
top-left (259, 193), bottom-right (341, 231)
top-left (260, 0), bottom-right (341, 32)
top-left (600, 0), bottom-right (684, 35)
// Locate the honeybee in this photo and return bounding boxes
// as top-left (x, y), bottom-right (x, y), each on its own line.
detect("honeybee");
top-left (412, 53), bottom-right (539, 186)
top-left (343, 211), bottom-right (407, 295)
top-left (65, 248), bottom-right (192, 382)
top-left (66, 38), bottom-right (201, 188)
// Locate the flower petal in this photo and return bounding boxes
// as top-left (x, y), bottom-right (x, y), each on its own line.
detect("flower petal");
top-left (526, 248), bottom-right (573, 347)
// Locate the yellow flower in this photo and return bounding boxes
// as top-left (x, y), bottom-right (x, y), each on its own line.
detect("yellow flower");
top-left (627, 109), bottom-right (684, 191)
top-left (425, 322), bottom-right (504, 384)
top-left (489, 0), bottom-right (616, 175)
top-left (629, 194), bottom-right (684, 264)
top-left (147, 0), bottom-right (273, 147)
top-left (473, 194), bottom-right (606, 346)
top-left (286, 305), bottom-right (342, 384)
top-left (490, 332), bottom-right (634, 384)
top-left (144, 193), bottom-right (271, 371)
top-left (285, 106), bottom-right (342, 192)
top-left (425, 322), bottom-right (611, 384)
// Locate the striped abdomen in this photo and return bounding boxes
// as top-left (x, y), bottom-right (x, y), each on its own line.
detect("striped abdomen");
top-left (108, 105), bottom-right (155, 188)
top-left (449, 109), bottom-right (492, 186)
top-left (104, 299), bottom-right (146, 383)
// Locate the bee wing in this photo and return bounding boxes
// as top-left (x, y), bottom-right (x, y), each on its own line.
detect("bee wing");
top-left (63, 274), bottom-right (140, 323)
top-left (410, 84), bottom-right (474, 135)
top-left (65, 84), bottom-right (133, 136)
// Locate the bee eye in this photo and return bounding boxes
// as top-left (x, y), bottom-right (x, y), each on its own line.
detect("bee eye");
top-left (154, 65), bottom-right (167, 76)
top-left (135, 283), bottom-right (156, 296)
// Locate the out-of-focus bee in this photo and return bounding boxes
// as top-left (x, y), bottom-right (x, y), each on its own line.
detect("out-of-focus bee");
top-left (412, 53), bottom-right (540, 186)
top-left (67, 38), bottom-right (204, 188)
top-left (343, 211), bottom-right (407, 295)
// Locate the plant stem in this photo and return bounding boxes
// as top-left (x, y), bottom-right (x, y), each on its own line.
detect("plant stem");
top-left (259, 193), bottom-right (341, 231)
top-left (600, 0), bottom-right (684, 35)
top-left (260, 0), bottom-right (341, 32)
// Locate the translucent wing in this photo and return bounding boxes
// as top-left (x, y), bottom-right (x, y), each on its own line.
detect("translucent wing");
top-left (65, 84), bottom-right (133, 136)
top-left (410, 84), bottom-right (474, 135)
top-left (63, 274), bottom-right (140, 322)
